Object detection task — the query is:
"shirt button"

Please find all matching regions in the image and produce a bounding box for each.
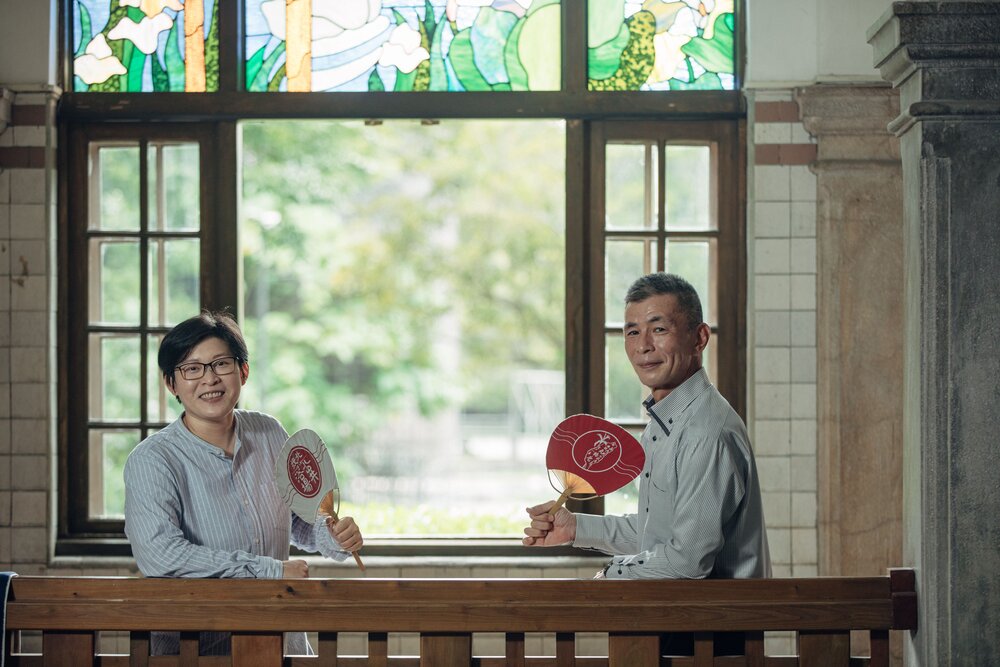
[645,472,649,478]
[652,436,657,441]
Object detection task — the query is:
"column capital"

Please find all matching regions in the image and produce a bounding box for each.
[869,2,1000,135]
[795,83,900,163]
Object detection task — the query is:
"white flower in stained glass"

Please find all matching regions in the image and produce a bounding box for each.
[447,0,494,23]
[378,23,430,74]
[651,31,691,83]
[118,0,184,17]
[313,15,391,58]
[312,50,383,90]
[108,12,174,55]
[314,0,383,30]
[74,33,127,85]
[667,6,702,37]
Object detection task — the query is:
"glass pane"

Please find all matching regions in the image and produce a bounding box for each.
[147,334,181,424]
[151,143,201,231]
[94,145,140,232]
[89,334,142,421]
[665,145,713,230]
[605,333,646,421]
[605,142,656,230]
[89,239,140,325]
[73,0,219,92]
[605,238,657,323]
[587,0,735,90]
[245,0,561,92]
[242,119,565,537]
[149,239,199,327]
[89,429,140,518]
[665,240,712,326]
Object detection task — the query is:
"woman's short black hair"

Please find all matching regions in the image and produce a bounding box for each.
[158,310,249,381]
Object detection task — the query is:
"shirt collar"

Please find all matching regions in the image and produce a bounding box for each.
[642,367,711,433]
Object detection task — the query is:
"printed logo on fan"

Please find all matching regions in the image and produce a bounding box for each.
[287,446,322,498]
[572,431,622,473]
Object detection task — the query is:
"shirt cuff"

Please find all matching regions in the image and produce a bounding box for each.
[256,556,285,579]
[571,513,606,550]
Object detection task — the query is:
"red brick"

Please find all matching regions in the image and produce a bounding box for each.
[0,146,46,168]
[754,144,781,165]
[11,105,46,126]
[754,101,800,123]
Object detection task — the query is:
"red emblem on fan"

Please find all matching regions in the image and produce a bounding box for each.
[546,414,645,508]
[287,446,322,498]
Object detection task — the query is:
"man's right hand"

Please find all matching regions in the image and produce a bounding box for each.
[282,559,309,578]
[522,501,577,547]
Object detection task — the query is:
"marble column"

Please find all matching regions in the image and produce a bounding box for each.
[796,84,903,584]
[870,3,1000,664]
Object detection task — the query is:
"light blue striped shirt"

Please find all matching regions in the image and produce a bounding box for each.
[124,410,349,654]
[574,368,771,580]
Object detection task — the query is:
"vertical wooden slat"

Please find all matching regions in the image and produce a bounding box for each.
[692,632,713,667]
[869,629,889,667]
[232,633,283,666]
[128,631,150,667]
[744,630,765,667]
[555,632,574,667]
[420,633,470,667]
[505,632,526,667]
[609,633,659,666]
[179,631,199,664]
[316,632,338,667]
[42,631,94,667]
[798,630,850,666]
[368,632,388,667]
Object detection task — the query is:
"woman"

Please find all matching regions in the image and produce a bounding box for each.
[124,311,363,656]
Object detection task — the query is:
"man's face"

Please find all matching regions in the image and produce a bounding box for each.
[623,293,710,402]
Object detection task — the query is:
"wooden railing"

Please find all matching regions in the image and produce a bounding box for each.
[4,569,916,666]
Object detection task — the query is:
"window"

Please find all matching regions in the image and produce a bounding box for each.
[58,1,745,555]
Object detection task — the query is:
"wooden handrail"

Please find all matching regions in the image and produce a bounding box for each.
[4,569,917,666]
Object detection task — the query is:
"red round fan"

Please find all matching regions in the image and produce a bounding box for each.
[545,414,645,513]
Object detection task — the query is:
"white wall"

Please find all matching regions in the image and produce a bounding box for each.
[0,0,58,86]
[746,0,893,86]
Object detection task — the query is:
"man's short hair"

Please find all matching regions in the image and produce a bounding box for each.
[624,273,704,329]
[158,310,249,381]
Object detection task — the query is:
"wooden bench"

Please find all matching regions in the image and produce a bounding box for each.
[4,569,916,666]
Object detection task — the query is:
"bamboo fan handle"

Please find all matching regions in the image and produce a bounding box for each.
[547,488,574,516]
[325,511,366,571]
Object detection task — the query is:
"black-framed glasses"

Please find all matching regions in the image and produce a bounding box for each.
[174,356,241,381]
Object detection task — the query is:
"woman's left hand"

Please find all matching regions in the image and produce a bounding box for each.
[327,515,364,552]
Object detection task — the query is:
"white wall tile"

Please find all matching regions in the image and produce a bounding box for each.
[790,274,816,310]
[11,382,47,418]
[11,419,47,455]
[755,310,790,347]
[790,311,816,346]
[755,383,790,419]
[0,418,10,454]
[9,169,46,205]
[790,419,817,455]
[790,455,817,492]
[755,347,791,383]
[0,384,9,419]
[12,526,50,562]
[767,527,791,564]
[10,311,46,346]
[789,165,817,202]
[0,349,8,382]
[11,490,46,526]
[790,383,816,419]
[0,168,10,203]
[790,124,814,144]
[754,165,790,201]
[0,488,9,524]
[791,528,818,563]
[754,122,792,144]
[758,455,791,492]
[10,347,46,383]
[0,204,10,238]
[11,454,47,490]
[11,276,48,311]
[13,126,46,147]
[790,238,816,274]
[754,201,791,238]
[755,238,790,274]
[9,240,47,275]
[754,275,790,310]
[754,419,790,456]
[791,492,817,528]
[790,201,816,237]
[790,347,816,383]
[792,563,818,577]
[762,491,791,527]
[9,203,45,238]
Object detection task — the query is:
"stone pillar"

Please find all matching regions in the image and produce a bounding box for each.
[870,3,1000,664]
[795,84,903,581]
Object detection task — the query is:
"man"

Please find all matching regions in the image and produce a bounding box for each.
[523,273,770,581]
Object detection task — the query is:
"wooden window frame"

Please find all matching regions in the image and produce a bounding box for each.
[56,1,747,557]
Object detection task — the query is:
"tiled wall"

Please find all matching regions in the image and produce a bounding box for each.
[747,89,819,580]
[0,85,59,573]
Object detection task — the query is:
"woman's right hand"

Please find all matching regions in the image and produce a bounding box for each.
[282,559,309,578]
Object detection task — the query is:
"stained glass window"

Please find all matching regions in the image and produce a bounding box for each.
[245,0,562,92]
[72,0,219,92]
[588,0,735,90]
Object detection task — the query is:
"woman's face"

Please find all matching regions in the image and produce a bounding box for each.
[165,336,247,427]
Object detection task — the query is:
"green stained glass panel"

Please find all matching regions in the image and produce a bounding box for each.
[245,0,561,92]
[587,0,736,91]
[73,0,219,92]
